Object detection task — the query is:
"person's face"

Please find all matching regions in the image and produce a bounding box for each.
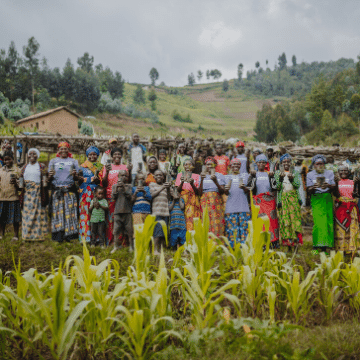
[109,141,117,150]
[215,145,223,155]
[184,160,193,172]
[96,189,104,199]
[4,156,13,167]
[118,170,127,182]
[231,163,241,173]
[237,146,244,154]
[28,151,38,164]
[253,151,260,159]
[266,149,274,159]
[154,170,164,184]
[132,134,139,144]
[59,146,69,158]
[148,158,158,171]
[135,174,145,185]
[282,158,291,171]
[314,162,325,173]
[88,152,98,163]
[206,162,214,172]
[339,169,349,179]
[257,161,267,171]
[159,153,166,161]
[178,144,185,155]
[112,151,122,164]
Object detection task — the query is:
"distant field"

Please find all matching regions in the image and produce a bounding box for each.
[90,81,277,139]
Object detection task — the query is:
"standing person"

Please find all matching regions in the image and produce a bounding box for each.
[334,165,360,254]
[150,170,171,255]
[325,155,338,173]
[100,138,118,165]
[48,142,80,243]
[235,141,249,174]
[274,154,303,251]
[158,149,171,173]
[294,158,307,207]
[128,133,146,181]
[89,187,108,248]
[78,146,104,243]
[169,187,187,249]
[306,154,336,255]
[199,157,226,237]
[132,172,152,227]
[171,143,192,174]
[266,146,277,171]
[0,151,21,241]
[247,154,279,248]
[100,147,128,245]
[224,158,251,247]
[214,143,230,175]
[145,156,159,185]
[176,159,201,231]
[20,148,49,241]
[111,170,133,253]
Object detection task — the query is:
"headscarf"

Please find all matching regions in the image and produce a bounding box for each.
[255,154,268,163]
[28,148,40,158]
[253,148,262,154]
[230,158,241,165]
[280,153,292,163]
[56,142,73,158]
[312,154,326,165]
[236,141,245,148]
[86,146,100,157]
[205,156,217,165]
[109,138,117,144]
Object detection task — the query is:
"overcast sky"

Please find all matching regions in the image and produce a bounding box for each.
[1,0,360,86]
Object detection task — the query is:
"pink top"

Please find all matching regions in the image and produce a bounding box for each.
[338,179,354,199]
[100,164,128,199]
[175,173,200,192]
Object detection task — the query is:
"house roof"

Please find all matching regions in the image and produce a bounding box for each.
[16,106,81,125]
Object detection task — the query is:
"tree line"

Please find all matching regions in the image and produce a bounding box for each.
[188,69,222,86]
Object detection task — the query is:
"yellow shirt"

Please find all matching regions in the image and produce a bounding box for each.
[0,166,21,201]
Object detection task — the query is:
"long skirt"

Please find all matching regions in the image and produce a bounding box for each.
[311,193,334,248]
[0,200,21,225]
[79,187,94,242]
[51,191,78,239]
[253,192,279,247]
[278,190,303,246]
[181,190,202,231]
[225,212,251,247]
[200,191,225,237]
[334,198,360,253]
[22,181,48,241]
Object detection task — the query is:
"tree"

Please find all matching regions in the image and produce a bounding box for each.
[149,67,159,86]
[133,84,146,104]
[222,79,229,92]
[148,89,157,110]
[77,52,94,73]
[206,70,210,80]
[292,55,297,67]
[237,63,243,81]
[62,58,76,100]
[278,52,287,71]
[188,73,195,86]
[266,59,268,65]
[210,69,222,80]
[197,70,203,82]
[108,71,124,99]
[255,61,260,69]
[255,104,278,142]
[23,36,40,107]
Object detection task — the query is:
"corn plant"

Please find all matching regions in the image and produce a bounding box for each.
[341,257,360,313]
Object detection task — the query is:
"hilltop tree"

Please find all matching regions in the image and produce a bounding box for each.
[292,55,297,67]
[149,67,159,86]
[197,70,203,82]
[222,79,229,92]
[278,52,287,70]
[206,70,210,80]
[237,63,243,81]
[133,84,146,104]
[188,73,196,86]
[255,61,260,69]
[210,69,222,80]
[266,59,268,65]
[148,88,157,110]
[77,52,94,73]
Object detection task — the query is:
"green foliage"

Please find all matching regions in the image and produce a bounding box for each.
[197,70,203,82]
[210,69,222,80]
[278,52,287,70]
[149,67,159,86]
[80,121,93,135]
[0,110,4,124]
[148,89,157,110]
[77,52,94,73]
[172,109,192,123]
[133,84,146,104]
[188,73,195,86]
[222,79,229,92]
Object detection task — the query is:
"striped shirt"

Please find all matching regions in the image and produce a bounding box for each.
[150,183,169,216]
[169,199,186,230]
[132,186,152,213]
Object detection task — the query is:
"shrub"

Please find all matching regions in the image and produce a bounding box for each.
[0,91,7,104]
[0,110,4,124]
[9,108,23,121]
[80,122,93,135]
[172,110,193,123]
[0,103,10,118]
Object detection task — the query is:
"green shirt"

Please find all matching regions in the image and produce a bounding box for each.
[90,198,108,223]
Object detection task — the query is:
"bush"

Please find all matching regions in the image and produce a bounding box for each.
[0,110,4,125]
[9,108,23,121]
[0,91,7,104]
[0,103,10,118]
[80,122,93,135]
[172,110,193,123]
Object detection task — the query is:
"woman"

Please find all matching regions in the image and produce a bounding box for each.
[199,157,226,237]
[100,147,128,245]
[247,154,279,248]
[20,148,48,241]
[48,142,80,242]
[274,153,303,250]
[145,156,159,185]
[334,165,360,254]
[306,154,336,254]
[176,158,201,231]
[0,150,21,241]
[78,146,104,243]
[224,158,251,246]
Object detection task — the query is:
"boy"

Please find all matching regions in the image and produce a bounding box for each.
[132,172,152,226]
[158,149,171,173]
[89,187,108,248]
[169,187,186,249]
[128,133,146,181]
[214,143,230,175]
[111,170,133,253]
[149,169,171,255]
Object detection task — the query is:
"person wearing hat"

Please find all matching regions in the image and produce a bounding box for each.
[101,138,118,165]
[235,141,249,174]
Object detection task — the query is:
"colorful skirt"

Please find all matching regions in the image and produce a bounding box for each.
[278,190,303,246]
[181,190,202,231]
[225,212,251,247]
[311,193,334,248]
[0,200,21,225]
[200,191,225,237]
[79,187,94,242]
[22,181,48,241]
[253,192,279,245]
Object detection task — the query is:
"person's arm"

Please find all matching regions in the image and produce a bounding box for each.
[169,200,175,212]
[177,174,185,193]
[111,184,119,201]
[150,184,165,199]
[99,200,108,211]
[289,171,300,189]
[102,165,110,188]
[179,198,185,211]
[189,176,199,195]
[89,200,94,214]
[211,175,224,195]
[199,173,205,196]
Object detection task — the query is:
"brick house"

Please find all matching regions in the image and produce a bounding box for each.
[16,106,80,135]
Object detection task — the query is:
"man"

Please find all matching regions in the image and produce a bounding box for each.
[235,141,249,174]
[128,133,146,180]
[101,138,118,165]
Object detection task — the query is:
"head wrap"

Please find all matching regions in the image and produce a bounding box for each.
[253,148,262,154]
[280,153,292,163]
[312,154,326,165]
[205,156,217,165]
[266,146,273,151]
[255,154,268,163]
[58,141,70,149]
[86,146,100,157]
[147,155,158,164]
[235,141,245,148]
[109,138,117,144]
[230,158,241,165]
[28,148,40,158]
[111,147,123,157]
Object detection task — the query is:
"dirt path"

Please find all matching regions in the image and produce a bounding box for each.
[187,91,224,103]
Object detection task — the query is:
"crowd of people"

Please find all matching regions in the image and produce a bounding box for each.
[0,134,359,256]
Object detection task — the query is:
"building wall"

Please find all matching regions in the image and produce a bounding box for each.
[17,109,79,135]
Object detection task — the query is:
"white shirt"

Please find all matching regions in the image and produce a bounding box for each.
[24,163,41,184]
[283,171,294,193]
[131,146,145,174]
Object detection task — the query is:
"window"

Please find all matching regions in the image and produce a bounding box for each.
[36,122,39,129]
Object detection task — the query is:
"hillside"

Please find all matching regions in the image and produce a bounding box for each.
[90,81,275,139]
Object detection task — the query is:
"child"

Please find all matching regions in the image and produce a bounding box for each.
[111,170,133,253]
[128,133,146,181]
[89,187,108,248]
[149,169,171,255]
[169,187,186,249]
[132,172,152,226]
[158,149,171,173]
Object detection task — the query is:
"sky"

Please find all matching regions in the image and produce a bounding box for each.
[1,0,360,86]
